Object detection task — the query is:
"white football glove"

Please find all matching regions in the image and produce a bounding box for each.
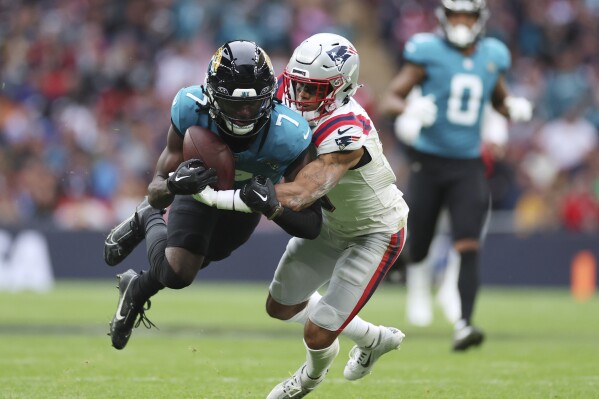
[394,95,437,145]
[406,94,438,127]
[481,105,508,147]
[505,96,533,123]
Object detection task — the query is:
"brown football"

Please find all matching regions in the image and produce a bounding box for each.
[183,126,235,190]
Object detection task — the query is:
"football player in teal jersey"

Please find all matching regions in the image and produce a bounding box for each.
[381,0,532,351]
[102,40,322,350]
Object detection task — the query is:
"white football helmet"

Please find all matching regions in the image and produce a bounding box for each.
[282,33,361,125]
[436,0,489,48]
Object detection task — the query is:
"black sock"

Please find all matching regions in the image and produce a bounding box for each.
[458,250,479,325]
[132,213,167,302]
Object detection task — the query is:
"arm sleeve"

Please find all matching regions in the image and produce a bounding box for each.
[272,200,322,239]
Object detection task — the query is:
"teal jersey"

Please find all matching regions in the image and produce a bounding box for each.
[404,33,510,158]
[170,85,312,188]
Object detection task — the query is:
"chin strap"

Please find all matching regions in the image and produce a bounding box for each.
[192,186,252,213]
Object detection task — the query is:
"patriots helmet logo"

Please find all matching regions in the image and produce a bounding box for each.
[326,46,357,72]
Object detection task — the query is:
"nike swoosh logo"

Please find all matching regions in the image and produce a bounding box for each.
[253,190,268,201]
[115,305,126,321]
[104,221,133,245]
[115,277,136,321]
[361,353,372,367]
[186,92,207,105]
[174,175,190,181]
[338,127,351,135]
[303,129,310,140]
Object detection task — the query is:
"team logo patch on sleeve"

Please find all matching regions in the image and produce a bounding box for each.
[335,135,360,150]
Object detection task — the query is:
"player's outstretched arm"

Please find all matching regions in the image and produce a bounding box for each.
[192,176,322,239]
[275,149,363,212]
[241,176,322,239]
[191,149,322,238]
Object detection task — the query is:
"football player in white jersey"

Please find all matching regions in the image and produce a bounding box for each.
[195,33,409,398]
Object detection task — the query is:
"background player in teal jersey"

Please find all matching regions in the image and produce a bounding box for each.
[381,0,532,351]
[102,40,321,351]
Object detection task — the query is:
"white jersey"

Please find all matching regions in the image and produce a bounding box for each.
[312,98,409,238]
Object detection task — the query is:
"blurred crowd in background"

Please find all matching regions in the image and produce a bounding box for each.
[1,0,598,234]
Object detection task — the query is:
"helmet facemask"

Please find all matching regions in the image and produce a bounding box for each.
[436,0,489,48]
[282,72,344,125]
[208,87,273,136]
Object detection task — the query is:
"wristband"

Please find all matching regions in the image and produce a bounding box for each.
[267,203,284,220]
[230,190,252,213]
[192,187,252,213]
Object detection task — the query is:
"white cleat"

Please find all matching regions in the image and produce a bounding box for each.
[343,326,405,381]
[266,364,325,399]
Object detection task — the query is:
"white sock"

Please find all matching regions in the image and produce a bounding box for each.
[304,338,340,383]
[405,257,434,326]
[455,319,468,331]
[436,248,461,324]
[341,317,380,348]
[286,292,321,324]
[292,293,381,348]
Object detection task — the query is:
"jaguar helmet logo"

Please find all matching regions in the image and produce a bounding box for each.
[210,48,223,73]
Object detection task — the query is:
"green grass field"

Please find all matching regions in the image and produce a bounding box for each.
[0,281,597,399]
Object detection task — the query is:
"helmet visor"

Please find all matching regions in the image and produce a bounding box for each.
[215,92,271,126]
[218,97,268,123]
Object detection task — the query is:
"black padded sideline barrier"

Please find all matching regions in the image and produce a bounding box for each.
[0,228,597,286]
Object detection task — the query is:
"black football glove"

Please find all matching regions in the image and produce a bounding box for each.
[240,175,283,220]
[167,159,218,195]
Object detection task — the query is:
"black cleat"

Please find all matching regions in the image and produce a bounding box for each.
[104,197,163,266]
[108,269,156,350]
[453,325,485,352]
